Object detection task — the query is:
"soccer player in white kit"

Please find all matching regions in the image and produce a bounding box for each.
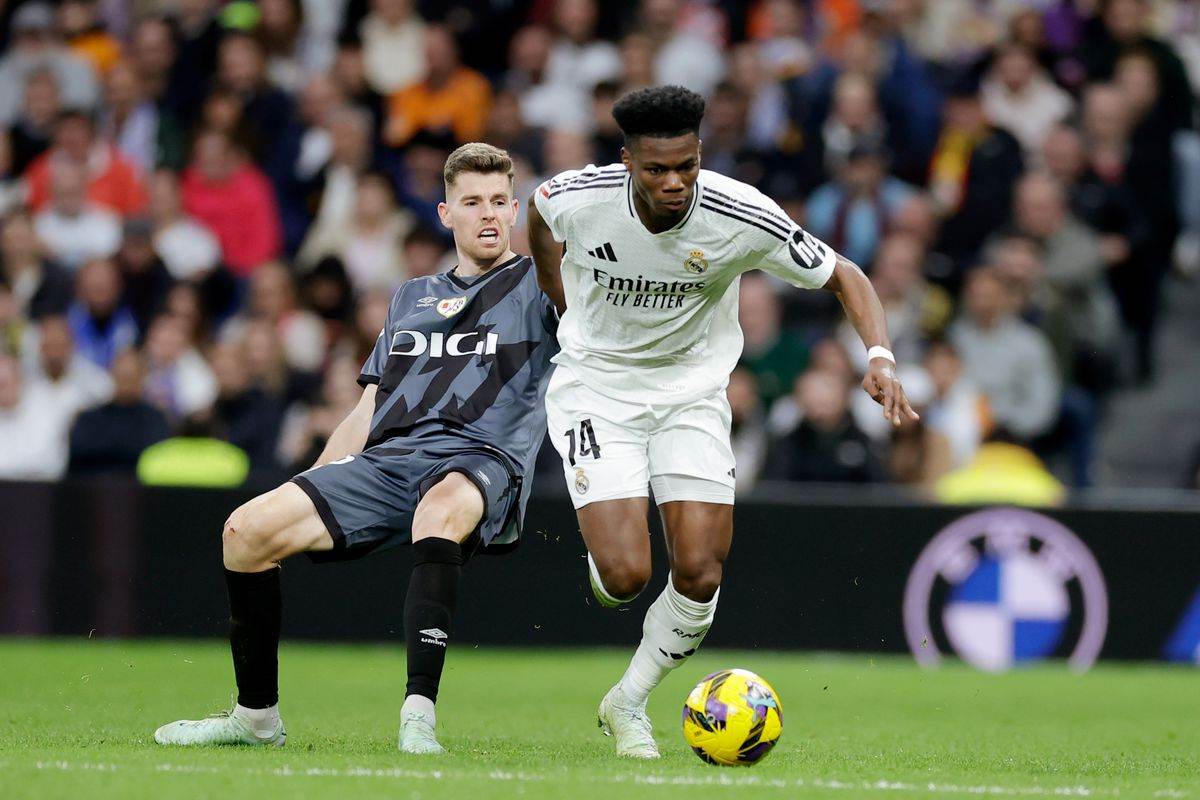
[527,86,918,759]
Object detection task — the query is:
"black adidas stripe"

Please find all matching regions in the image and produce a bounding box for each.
[703,186,793,230]
[548,179,625,198]
[700,202,787,241]
[700,193,791,237]
[548,167,626,193]
[603,242,616,261]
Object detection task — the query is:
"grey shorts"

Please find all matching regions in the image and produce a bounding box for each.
[290,440,520,563]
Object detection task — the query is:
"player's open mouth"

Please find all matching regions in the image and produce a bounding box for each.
[478,227,499,244]
[662,198,686,210]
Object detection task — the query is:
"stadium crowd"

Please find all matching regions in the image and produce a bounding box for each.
[0,0,1197,499]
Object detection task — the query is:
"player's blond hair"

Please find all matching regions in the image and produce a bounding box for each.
[443,142,514,191]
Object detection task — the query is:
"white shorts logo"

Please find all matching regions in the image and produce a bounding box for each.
[574,468,589,495]
[436,296,467,317]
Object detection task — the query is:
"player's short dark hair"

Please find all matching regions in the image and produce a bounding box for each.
[443,142,514,191]
[611,85,705,143]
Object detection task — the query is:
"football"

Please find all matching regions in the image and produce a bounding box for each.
[682,668,783,766]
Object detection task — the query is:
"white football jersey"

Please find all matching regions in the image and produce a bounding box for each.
[533,164,838,404]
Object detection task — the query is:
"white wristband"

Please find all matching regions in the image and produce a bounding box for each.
[867,346,895,364]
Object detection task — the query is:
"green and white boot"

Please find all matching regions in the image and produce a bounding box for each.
[154,705,286,747]
[597,684,660,759]
[398,695,446,754]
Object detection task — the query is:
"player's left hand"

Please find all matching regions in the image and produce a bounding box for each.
[863,358,920,427]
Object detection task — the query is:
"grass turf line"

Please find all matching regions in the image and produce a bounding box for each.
[0,639,1195,799]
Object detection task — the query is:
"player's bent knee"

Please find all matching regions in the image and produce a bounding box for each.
[596,555,652,600]
[222,498,296,569]
[671,557,723,603]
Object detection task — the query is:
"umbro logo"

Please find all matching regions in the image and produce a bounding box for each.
[419,628,448,647]
[474,469,492,486]
[587,242,618,262]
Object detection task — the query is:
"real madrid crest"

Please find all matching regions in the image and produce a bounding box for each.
[684,249,708,274]
[436,296,467,318]
[573,467,590,495]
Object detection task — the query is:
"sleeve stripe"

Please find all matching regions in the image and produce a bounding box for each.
[548,179,626,198]
[699,202,787,241]
[699,193,791,237]
[547,166,626,191]
[703,187,793,230]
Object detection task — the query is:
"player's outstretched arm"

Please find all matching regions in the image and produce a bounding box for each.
[823,256,919,427]
[526,195,567,313]
[311,384,377,468]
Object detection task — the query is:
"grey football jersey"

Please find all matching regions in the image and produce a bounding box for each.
[359,255,559,509]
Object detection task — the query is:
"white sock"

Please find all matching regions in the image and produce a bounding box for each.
[234,703,280,735]
[616,577,719,708]
[401,693,436,727]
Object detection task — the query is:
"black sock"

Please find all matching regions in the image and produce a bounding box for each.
[404,538,463,703]
[225,567,281,709]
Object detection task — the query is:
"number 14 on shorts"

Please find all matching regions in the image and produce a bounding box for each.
[564,419,602,466]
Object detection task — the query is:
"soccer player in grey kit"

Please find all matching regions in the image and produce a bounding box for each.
[155,144,559,754]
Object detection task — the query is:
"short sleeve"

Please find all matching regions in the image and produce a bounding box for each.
[533,164,623,243]
[746,193,838,290]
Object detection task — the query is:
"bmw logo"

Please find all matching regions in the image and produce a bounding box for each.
[903,508,1108,672]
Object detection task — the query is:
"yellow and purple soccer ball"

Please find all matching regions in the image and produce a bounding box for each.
[682,668,783,766]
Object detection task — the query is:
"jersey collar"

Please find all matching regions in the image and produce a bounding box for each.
[625,172,701,236]
[446,253,525,290]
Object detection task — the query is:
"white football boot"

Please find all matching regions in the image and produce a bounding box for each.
[398,709,447,754]
[154,708,286,747]
[597,684,660,759]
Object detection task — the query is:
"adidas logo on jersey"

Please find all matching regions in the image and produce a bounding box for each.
[587,242,618,262]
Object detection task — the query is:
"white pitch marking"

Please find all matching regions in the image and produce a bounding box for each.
[21,760,1191,798]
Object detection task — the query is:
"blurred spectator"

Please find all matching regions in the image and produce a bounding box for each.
[129,17,190,123]
[762,367,883,484]
[726,42,790,154]
[402,225,451,279]
[930,75,1024,274]
[234,261,327,373]
[330,37,386,139]
[1082,81,1175,382]
[726,366,768,492]
[24,314,113,417]
[242,316,320,409]
[981,42,1074,159]
[547,0,622,91]
[34,160,122,271]
[359,0,427,94]
[385,25,492,148]
[396,130,455,234]
[25,110,148,216]
[254,0,317,93]
[299,172,411,291]
[9,68,60,174]
[59,0,122,77]
[296,104,376,235]
[949,267,1060,442]
[805,141,917,269]
[921,337,989,468]
[68,348,170,475]
[0,1,99,127]
[699,81,765,186]
[278,350,361,469]
[936,431,1065,507]
[142,313,218,421]
[999,173,1120,390]
[67,258,138,368]
[636,0,726,96]
[485,89,547,171]
[209,338,284,468]
[1,211,73,321]
[738,272,808,407]
[115,218,175,332]
[273,73,347,251]
[215,32,296,165]
[1080,0,1194,135]
[837,232,952,371]
[0,284,23,356]
[181,129,283,277]
[744,0,813,80]
[0,353,69,479]
[886,368,953,490]
[808,72,889,189]
[101,58,185,176]
[506,25,590,134]
[149,169,223,282]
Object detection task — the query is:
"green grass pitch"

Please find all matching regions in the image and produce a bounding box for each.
[0,639,1196,799]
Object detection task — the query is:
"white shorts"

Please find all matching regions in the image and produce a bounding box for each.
[545,366,736,509]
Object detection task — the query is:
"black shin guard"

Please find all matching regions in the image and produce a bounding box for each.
[225,567,281,709]
[404,538,463,702]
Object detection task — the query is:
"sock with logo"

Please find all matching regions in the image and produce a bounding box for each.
[225,567,282,710]
[404,537,463,704]
[616,577,719,708]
